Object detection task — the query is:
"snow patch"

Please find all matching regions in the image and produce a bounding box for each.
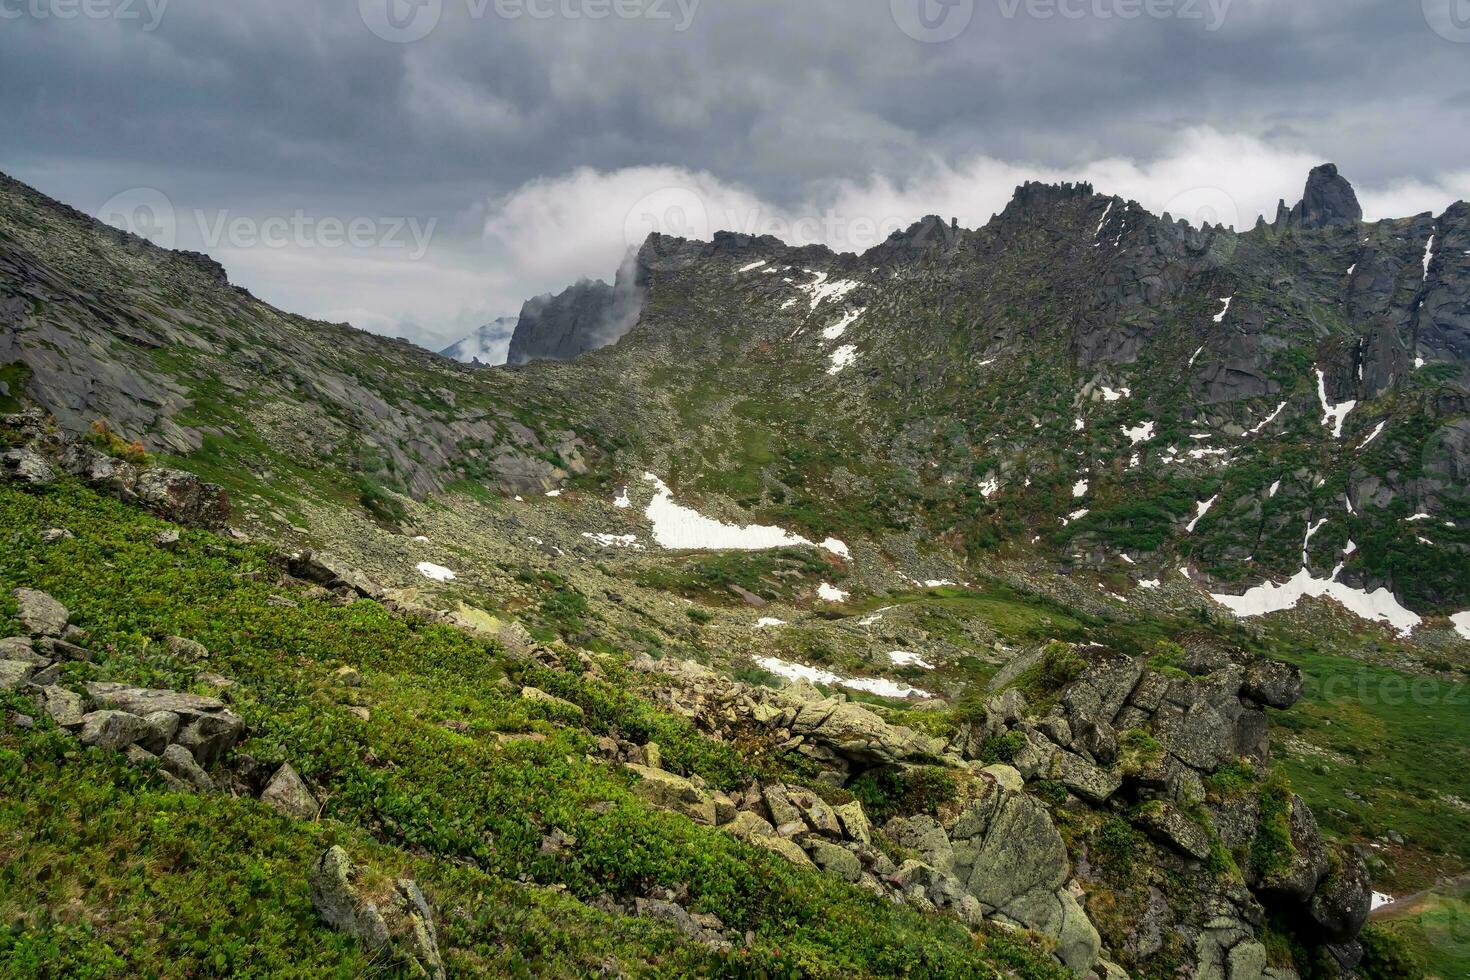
[1450,612,1470,640]
[1269,480,1281,498]
[1139,579,1162,590]
[1371,892,1394,912]
[545,489,563,498]
[888,651,935,669]
[1213,296,1233,323]
[754,655,929,699]
[613,487,631,509]
[641,472,848,557]
[1315,369,1357,438]
[1358,420,1386,449]
[1186,495,1218,533]
[1073,479,1090,498]
[798,270,862,310]
[1423,234,1436,280]
[820,537,851,559]
[827,345,859,375]
[755,617,786,629]
[1099,385,1131,402]
[1210,568,1421,636]
[822,308,865,340]
[817,582,850,602]
[1246,402,1287,436]
[979,476,1001,498]
[416,562,456,582]
[1189,345,1205,367]
[737,260,768,273]
[1122,420,1156,445]
[582,532,644,550]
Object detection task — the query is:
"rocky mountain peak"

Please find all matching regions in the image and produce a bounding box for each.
[1289,162,1363,229]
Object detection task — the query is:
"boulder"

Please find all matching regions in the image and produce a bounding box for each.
[1307,850,1372,942]
[0,660,35,690]
[834,800,873,845]
[78,710,151,752]
[520,686,583,718]
[980,763,1025,793]
[807,839,862,882]
[164,635,209,661]
[309,847,445,980]
[34,685,86,728]
[1058,752,1122,804]
[1243,659,1302,709]
[624,763,716,825]
[0,637,43,663]
[633,898,731,948]
[12,588,68,637]
[261,763,320,820]
[750,834,814,868]
[138,710,181,754]
[175,713,247,768]
[159,743,214,791]
[781,693,949,766]
[1257,794,1330,902]
[1,447,54,485]
[290,551,379,598]
[128,466,231,529]
[947,781,1099,972]
[724,810,775,840]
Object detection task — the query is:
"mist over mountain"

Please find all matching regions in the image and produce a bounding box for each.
[439,316,520,366]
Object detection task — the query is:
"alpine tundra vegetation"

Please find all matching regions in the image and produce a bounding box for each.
[2,152,1468,977]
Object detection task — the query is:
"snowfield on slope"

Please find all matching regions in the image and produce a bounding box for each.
[1210,568,1421,636]
[641,473,849,556]
[755,655,930,699]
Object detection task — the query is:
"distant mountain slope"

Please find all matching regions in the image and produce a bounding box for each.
[0,173,596,518]
[439,315,519,365]
[2,165,1468,618]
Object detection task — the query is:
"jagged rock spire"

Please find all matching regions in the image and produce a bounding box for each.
[1288,163,1363,229]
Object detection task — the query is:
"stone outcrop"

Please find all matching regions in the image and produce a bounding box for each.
[309,846,445,979]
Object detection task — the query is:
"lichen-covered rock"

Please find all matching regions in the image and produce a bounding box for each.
[85,682,244,766]
[261,763,319,820]
[1307,850,1372,942]
[624,763,715,825]
[159,743,214,791]
[12,588,68,637]
[0,660,35,690]
[1135,802,1213,861]
[308,846,445,980]
[78,710,151,752]
[806,839,862,882]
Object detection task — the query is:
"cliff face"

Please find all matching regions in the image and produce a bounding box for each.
[507,254,645,365]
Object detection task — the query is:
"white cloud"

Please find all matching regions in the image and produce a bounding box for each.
[223,129,1470,352]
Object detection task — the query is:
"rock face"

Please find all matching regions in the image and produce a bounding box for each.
[309,846,445,980]
[507,257,644,365]
[1289,164,1364,229]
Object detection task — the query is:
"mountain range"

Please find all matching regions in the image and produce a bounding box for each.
[2,162,1468,977]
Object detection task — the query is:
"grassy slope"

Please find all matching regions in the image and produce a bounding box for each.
[0,480,1065,979]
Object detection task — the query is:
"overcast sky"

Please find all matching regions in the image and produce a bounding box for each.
[4,0,1470,351]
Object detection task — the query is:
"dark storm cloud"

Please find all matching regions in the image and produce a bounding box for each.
[1,0,1466,347]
